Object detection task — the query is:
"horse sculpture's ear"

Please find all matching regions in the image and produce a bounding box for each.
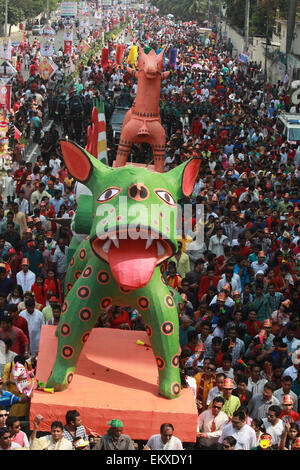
[167,157,201,199]
[60,140,93,184]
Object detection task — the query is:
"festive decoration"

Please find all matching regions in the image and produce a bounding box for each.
[115,46,170,173]
[126,45,138,67]
[85,98,108,164]
[45,139,201,399]
[13,362,35,397]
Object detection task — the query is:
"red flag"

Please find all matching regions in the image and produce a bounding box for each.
[14,126,22,140]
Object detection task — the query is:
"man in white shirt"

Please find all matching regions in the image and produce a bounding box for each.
[144,423,183,450]
[218,409,256,450]
[208,227,229,257]
[197,396,229,449]
[16,258,36,293]
[262,405,284,449]
[217,268,241,293]
[206,373,225,406]
[247,363,267,396]
[19,297,45,356]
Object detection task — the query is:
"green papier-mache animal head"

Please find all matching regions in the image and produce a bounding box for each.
[60,140,201,290]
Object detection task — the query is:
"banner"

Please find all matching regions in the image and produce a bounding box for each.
[0,38,12,61]
[77,40,90,54]
[0,84,11,111]
[64,40,73,56]
[41,25,56,36]
[61,1,77,17]
[40,39,55,57]
[37,58,58,81]
[64,25,73,41]
[79,18,90,38]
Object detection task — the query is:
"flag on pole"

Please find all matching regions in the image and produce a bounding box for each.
[85,98,108,164]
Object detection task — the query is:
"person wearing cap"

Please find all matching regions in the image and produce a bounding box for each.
[30,416,72,450]
[218,409,256,450]
[93,419,135,450]
[144,423,183,450]
[16,258,36,294]
[219,377,241,418]
[196,396,229,449]
[261,405,285,449]
[279,394,300,423]
[23,240,44,277]
[273,375,298,412]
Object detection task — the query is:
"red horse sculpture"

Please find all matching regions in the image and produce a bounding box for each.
[115,46,169,173]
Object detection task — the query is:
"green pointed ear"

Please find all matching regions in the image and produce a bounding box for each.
[167,158,201,199]
[60,140,111,191]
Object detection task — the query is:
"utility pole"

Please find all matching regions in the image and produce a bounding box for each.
[4,0,8,37]
[244,0,250,51]
[265,5,269,81]
[286,0,297,73]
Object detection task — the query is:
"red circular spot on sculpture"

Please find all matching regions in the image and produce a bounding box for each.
[74,270,81,280]
[61,345,74,359]
[171,382,181,395]
[116,215,123,223]
[97,271,110,285]
[171,354,180,368]
[81,332,90,344]
[165,295,175,308]
[161,321,174,335]
[177,302,184,313]
[79,308,92,322]
[137,296,150,310]
[70,256,75,267]
[145,324,152,338]
[61,323,71,337]
[79,248,87,261]
[77,286,90,299]
[156,356,165,370]
[67,282,73,292]
[100,297,112,310]
[82,266,93,279]
[61,301,69,314]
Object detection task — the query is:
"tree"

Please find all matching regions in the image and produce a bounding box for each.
[223,0,290,36]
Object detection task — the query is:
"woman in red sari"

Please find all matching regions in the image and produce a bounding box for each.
[44,268,62,304]
[31,274,47,309]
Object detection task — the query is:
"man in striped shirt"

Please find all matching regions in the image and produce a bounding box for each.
[63,409,89,449]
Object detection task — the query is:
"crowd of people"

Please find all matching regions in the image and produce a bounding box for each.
[0,5,300,451]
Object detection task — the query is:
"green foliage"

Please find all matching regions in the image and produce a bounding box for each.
[223,0,290,37]
[152,0,220,22]
[0,0,60,26]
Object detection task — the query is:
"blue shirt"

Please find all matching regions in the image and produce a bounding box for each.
[0,391,20,409]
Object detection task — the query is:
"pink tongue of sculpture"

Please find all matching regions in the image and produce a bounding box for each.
[108,238,158,289]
